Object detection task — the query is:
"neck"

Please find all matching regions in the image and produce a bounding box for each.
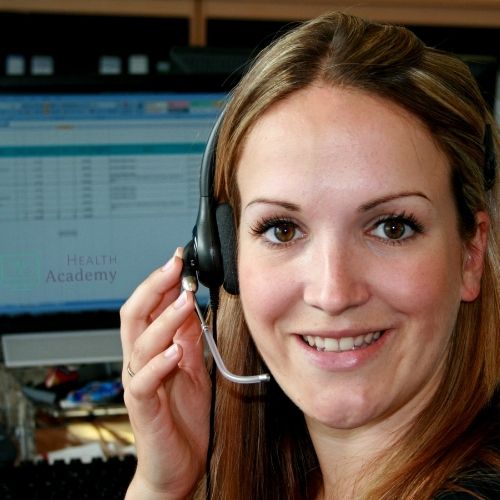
[308,422,390,499]
[307,388,440,499]
[306,361,446,499]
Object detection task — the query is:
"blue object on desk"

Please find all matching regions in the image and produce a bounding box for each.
[63,380,123,406]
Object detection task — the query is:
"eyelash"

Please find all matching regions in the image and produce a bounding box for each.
[369,211,424,245]
[249,211,425,248]
[250,216,304,247]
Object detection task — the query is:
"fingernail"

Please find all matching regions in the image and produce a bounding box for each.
[173,291,187,309]
[161,247,184,271]
[164,343,179,360]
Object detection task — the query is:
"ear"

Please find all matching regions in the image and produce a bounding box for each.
[460,211,490,302]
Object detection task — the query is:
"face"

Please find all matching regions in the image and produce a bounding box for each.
[236,84,476,432]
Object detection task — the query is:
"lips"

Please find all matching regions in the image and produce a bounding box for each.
[302,331,384,352]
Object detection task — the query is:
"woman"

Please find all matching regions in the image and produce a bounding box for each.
[120,12,499,499]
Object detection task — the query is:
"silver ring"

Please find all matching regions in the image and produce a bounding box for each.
[127,362,135,378]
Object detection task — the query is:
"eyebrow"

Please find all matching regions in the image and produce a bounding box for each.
[359,191,431,212]
[245,191,431,213]
[244,198,301,211]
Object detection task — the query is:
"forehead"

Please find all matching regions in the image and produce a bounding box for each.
[236,85,449,205]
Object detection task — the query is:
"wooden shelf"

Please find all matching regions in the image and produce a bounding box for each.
[0,1,195,17]
[197,1,500,45]
[0,0,499,45]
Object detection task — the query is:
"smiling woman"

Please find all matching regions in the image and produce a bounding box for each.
[237,86,470,434]
[120,11,499,500]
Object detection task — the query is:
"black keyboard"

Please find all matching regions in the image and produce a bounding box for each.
[0,454,136,499]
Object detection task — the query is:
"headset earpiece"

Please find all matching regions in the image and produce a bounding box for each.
[192,194,225,290]
[185,109,239,295]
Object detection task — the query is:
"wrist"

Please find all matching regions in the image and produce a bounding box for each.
[125,474,192,500]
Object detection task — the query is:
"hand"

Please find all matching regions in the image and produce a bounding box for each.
[120,248,211,500]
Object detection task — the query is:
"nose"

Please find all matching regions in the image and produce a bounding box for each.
[302,239,371,314]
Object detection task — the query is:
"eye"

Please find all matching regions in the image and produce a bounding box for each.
[369,213,423,242]
[264,221,301,243]
[250,217,305,246]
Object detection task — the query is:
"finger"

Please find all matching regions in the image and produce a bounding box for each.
[121,250,182,327]
[149,288,181,322]
[123,344,186,442]
[123,344,183,396]
[174,310,206,375]
[120,249,183,360]
[126,291,199,380]
[148,248,187,322]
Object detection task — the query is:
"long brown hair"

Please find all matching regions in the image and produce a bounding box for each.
[204,12,500,499]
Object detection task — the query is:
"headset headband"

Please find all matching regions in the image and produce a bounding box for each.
[484,124,496,191]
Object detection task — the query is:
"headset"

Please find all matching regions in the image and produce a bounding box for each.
[484,124,497,191]
[182,110,270,385]
[183,110,239,295]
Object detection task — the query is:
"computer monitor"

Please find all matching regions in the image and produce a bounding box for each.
[0,77,228,366]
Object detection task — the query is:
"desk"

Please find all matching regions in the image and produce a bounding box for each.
[35,414,134,460]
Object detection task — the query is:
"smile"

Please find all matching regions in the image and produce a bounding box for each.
[302,331,384,352]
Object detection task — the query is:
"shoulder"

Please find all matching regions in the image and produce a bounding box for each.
[435,438,500,500]
[434,466,500,499]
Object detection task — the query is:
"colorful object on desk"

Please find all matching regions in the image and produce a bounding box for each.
[61,380,123,408]
[44,366,79,388]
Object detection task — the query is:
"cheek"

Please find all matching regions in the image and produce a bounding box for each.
[238,258,292,328]
[379,247,463,330]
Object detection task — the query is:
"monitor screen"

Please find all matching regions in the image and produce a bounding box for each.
[0,85,226,363]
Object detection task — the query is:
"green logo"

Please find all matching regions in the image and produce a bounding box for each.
[0,253,42,291]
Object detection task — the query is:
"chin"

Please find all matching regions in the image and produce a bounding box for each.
[291,384,382,430]
[308,404,378,430]
[315,411,377,430]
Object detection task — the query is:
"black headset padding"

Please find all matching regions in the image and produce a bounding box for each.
[192,109,238,294]
[216,203,239,294]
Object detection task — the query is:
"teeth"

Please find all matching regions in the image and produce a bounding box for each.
[354,335,364,347]
[324,338,339,352]
[303,331,383,352]
[339,336,354,351]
